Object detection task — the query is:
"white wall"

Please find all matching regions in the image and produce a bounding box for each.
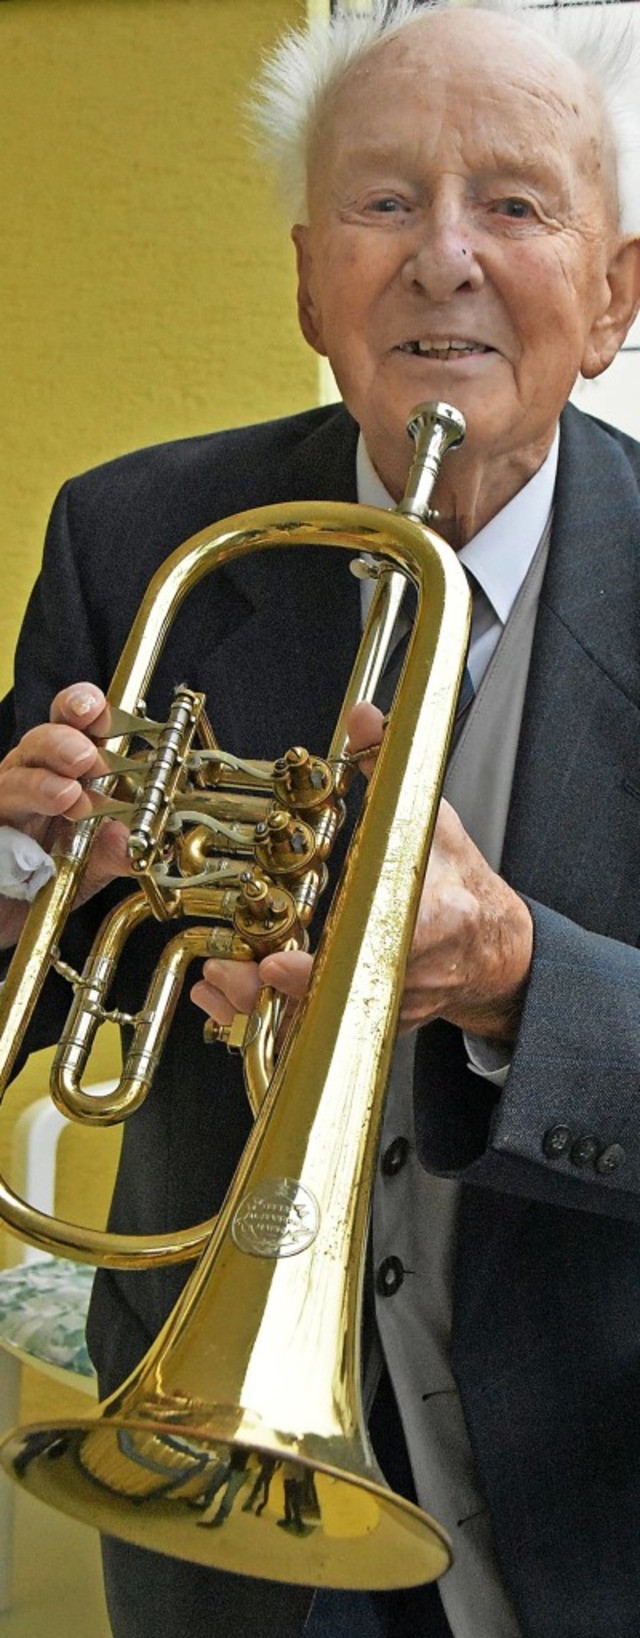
[565,0,640,437]
[573,314,640,440]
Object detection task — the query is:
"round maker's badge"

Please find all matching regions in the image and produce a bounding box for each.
[231,1179,320,1258]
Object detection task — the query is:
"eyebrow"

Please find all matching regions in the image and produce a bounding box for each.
[335,142,572,203]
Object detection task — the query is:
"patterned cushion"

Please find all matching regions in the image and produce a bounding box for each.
[0,1257,95,1378]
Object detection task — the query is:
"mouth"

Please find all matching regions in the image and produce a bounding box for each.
[397,339,494,361]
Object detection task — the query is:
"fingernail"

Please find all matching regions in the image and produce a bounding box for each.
[42,774,77,801]
[60,733,94,767]
[202,960,221,982]
[67,690,96,717]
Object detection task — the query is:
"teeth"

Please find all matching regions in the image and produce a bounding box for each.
[402,340,490,358]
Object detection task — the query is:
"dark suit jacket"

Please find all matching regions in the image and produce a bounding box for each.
[3,400,640,1636]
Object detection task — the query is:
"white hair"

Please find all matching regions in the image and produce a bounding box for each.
[250,0,640,234]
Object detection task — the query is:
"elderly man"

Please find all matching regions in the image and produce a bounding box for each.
[0,2,639,1635]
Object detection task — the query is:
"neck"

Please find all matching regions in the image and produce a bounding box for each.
[380,436,558,550]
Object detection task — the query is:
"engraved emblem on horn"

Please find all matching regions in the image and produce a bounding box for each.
[231,1179,320,1258]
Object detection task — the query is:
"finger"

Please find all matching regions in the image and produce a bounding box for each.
[398,981,452,1034]
[0,762,97,826]
[191,979,239,1026]
[198,958,262,1017]
[50,683,110,735]
[80,822,134,894]
[347,701,385,753]
[258,949,313,999]
[6,720,104,776]
[0,713,113,826]
[346,701,386,779]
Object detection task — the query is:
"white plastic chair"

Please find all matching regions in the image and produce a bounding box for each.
[0,1086,116,1613]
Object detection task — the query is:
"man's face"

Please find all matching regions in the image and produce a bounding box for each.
[294,11,633,499]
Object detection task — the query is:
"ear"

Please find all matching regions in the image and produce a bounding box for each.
[581,235,640,379]
[291,224,327,357]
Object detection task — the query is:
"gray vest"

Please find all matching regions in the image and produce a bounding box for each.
[371,518,552,1638]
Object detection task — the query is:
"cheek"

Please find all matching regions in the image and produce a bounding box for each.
[505,249,587,369]
[316,273,378,363]
[322,233,400,316]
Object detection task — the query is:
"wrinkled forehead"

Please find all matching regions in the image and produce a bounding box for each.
[309,10,615,214]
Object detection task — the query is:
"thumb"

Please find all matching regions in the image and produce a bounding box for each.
[346,701,386,780]
[80,821,134,898]
[259,948,313,999]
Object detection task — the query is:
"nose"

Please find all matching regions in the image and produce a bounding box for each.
[400,205,483,302]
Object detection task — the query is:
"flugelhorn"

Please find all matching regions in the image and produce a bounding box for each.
[0,402,470,1589]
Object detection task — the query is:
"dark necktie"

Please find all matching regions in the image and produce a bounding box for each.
[450,658,475,751]
[374,602,475,751]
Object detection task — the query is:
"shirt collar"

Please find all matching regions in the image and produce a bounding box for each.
[356,429,559,625]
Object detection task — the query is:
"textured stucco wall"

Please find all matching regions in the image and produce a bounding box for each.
[0,0,313,694]
[0,0,312,1253]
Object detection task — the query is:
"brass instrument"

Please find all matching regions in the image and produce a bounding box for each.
[0,402,470,1589]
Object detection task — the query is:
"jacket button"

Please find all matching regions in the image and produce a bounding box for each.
[375,1255,405,1297]
[595,1143,625,1175]
[570,1134,600,1168]
[381,1136,411,1176]
[542,1124,572,1159]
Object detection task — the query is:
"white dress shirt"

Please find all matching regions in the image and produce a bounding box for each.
[356,429,558,687]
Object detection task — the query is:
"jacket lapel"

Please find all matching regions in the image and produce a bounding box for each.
[502,404,640,945]
[152,405,363,763]
[208,404,361,760]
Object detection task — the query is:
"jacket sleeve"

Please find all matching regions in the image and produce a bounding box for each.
[414,896,640,1222]
[0,478,126,1058]
[8,480,107,742]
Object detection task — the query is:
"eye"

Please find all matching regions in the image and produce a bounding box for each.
[493,196,535,220]
[366,195,408,215]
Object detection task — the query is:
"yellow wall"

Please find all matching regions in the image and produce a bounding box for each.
[0,0,314,693]
[0,0,314,1255]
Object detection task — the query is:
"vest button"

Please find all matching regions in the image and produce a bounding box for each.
[381,1136,411,1176]
[375,1255,405,1298]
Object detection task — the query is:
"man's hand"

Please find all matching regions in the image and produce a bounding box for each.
[0,682,132,948]
[191,702,533,1048]
[399,794,532,1042]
